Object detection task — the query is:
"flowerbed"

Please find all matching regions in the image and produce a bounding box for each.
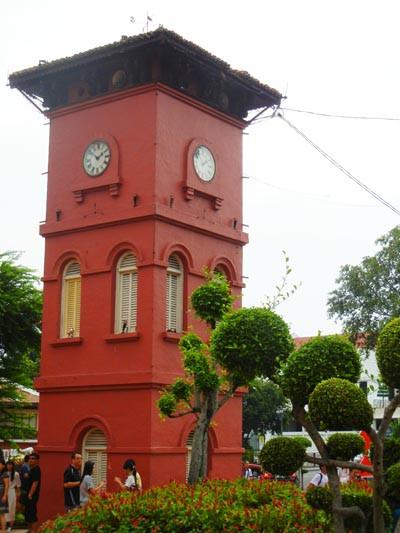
[40,479,332,532]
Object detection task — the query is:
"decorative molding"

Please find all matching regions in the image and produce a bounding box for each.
[105,332,141,343]
[50,337,83,347]
[162,331,181,343]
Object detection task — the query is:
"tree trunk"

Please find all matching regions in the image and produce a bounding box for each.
[187,390,217,484]
[370,431,386,533]
[326,465,346,533]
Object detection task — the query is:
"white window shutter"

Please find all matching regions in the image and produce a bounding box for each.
[83,429,107,486]
[115,253,138,333]
[61,262,81,338]
[166,254,183,333]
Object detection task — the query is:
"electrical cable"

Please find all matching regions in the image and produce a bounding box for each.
[276,111,400,217]
[280,106,400,121]
[248,176,376,208]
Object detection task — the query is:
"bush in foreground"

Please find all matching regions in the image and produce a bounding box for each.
[306,481,392,533]
[39,479,331,532]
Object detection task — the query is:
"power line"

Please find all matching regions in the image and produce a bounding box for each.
[248,176,376,208]
[281,106,400,121]
[276,111,400,217]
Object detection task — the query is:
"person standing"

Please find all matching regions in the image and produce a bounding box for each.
[0,460,9,533]
[308,465,329,488]
[24,453,41,533]
[20,455,30,494]
[5,460,20,532]
[114,459,142,492]
[80,461,105,506]
[63,452,82,511]
[243,461,253,479]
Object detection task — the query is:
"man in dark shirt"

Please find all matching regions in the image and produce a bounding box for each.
[25,453,41,533]
[63,452,82,511]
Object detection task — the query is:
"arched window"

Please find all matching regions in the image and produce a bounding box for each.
[82,428,107,486]
[166,254,183,333]
[115,252,138,333]
[61,261,81,338]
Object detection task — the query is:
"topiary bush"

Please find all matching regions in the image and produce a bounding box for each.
[370,437,400,470]
[280,335,361,406]
[306,485,333,511]
[309,378,373,431]
[376,317,400,389]
[342,483,392,533]
[306,481,392,533]
[292,436,312,450]
[211,307,294,385]
[385,462,400,505]
[326,433,365,461]
[190,271,234,327]
[260,436,305,477]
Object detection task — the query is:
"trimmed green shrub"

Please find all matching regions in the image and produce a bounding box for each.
[306,485,333,511]
[39,479,332,532]
[306,482,392,533]
[190,271,234,327]
[280,336,361,406]
[326,433,365,461]
[260,436,305,477]
[292,436,312,450]
[309,378,373,431]
[371,437,400,469]
[376,317,400,389]
[386,462,400,504]
[211,307,293,385]
[342,483,392,533]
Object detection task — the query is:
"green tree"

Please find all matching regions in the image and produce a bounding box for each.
[327,226,400,349]
[157,272,293,484]
[278,326,400,533]
[242,378,288,445]
[0,251,42,441]
[280,336,371,533]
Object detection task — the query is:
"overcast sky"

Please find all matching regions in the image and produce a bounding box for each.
[1,0,399,337]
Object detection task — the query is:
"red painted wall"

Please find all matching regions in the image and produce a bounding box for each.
[36,84,247,521]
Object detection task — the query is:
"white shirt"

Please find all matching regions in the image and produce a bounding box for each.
[309,471,328,487]
[124,472,142,491]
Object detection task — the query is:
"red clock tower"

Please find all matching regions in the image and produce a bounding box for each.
[10,29,281,520]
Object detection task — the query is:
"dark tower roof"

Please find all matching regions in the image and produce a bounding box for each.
[9,27,281,119]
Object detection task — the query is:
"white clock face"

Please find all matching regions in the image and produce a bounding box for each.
[193,145,215,182]
[83,140,111,177]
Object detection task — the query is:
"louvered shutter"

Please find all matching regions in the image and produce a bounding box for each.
[115,253,137,333]
[166,255,183,333]
[83,429,107,486]
[61,262,81,337]
[185,431,194,482]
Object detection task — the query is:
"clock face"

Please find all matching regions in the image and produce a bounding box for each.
[193,145,216,182]
[83,140,111,177]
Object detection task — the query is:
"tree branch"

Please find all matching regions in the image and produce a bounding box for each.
[168,409,199,419]
[304,454,373,473]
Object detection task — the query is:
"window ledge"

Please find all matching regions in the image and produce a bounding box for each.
[105,332,140,343]
[162,331,182,343]
[50,337,83,347]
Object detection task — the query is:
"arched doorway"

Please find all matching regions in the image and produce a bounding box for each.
[82,428,107,485]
